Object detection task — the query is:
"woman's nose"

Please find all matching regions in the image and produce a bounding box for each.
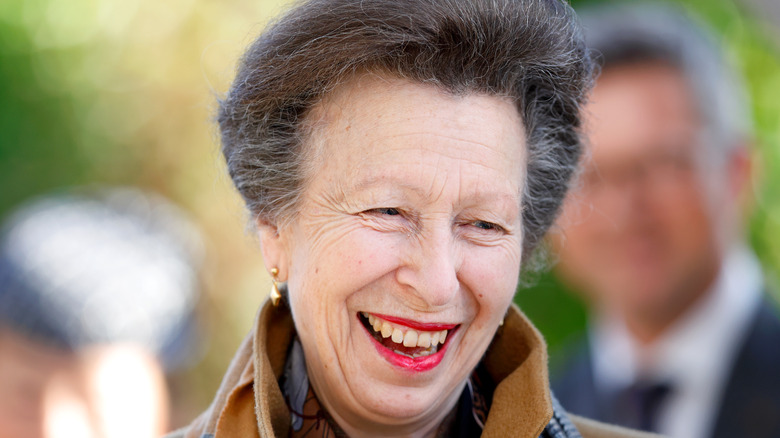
[396,227,461,308]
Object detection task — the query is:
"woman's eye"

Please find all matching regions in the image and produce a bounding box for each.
[372,207,400,216]
[472,220,503,232]
[358,208,409,232]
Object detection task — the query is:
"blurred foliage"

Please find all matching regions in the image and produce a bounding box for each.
[1,0,779,427]
[0,0,292,426]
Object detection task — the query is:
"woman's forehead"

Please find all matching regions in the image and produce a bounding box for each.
[300,74,527,206]
[311,73,513,121]
[307,74,524,159]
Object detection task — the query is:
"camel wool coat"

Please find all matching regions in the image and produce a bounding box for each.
[167,300,657,438]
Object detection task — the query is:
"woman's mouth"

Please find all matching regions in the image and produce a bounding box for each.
[358,312,458,371]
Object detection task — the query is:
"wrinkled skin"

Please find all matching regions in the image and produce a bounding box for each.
[258,75,527,437]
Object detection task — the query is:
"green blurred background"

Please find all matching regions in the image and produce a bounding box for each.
[1,0,779,427]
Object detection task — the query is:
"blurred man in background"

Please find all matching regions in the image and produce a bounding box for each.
[552,4,780,438]
[0,188,203,438]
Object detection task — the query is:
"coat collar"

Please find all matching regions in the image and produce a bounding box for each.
[183,300,554,437]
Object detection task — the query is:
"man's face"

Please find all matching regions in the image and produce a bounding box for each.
[555,62,729,332]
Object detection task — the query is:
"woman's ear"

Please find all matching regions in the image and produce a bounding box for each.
[256,217,290,281]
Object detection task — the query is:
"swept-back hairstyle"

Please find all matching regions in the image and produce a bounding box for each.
[219,0,594,261]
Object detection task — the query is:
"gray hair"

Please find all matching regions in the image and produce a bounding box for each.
[579,2,752,160]
[219,0,594,261]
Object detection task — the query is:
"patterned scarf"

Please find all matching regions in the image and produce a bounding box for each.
[280,337,581,438]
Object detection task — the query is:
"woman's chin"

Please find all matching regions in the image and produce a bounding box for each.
[346,378,460,425]
[336,322,467,423]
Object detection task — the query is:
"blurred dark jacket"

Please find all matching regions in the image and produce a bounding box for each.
[553,298,780,438]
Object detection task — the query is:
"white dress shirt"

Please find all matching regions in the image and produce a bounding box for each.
[589,245,763,438]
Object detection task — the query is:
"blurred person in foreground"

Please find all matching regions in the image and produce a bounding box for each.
[168,0,652,437]
[552,3,780,438]
[0,188,203,438]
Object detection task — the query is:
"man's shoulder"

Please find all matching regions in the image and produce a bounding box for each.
[162,428,206,438]
[162,430,185,438]
[729,296,780,375]
[570,414,663,438]
[712,296,780,437]
[549,335,597,417]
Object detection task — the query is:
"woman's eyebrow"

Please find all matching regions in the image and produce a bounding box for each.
[349,174,520,210]
[349,174,426,195]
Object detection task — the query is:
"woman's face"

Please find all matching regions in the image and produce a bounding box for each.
[261,75,526,434]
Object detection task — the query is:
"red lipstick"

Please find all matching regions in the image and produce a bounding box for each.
[367,328,451,372]
[371,313,458,331]
[359,313,459,372]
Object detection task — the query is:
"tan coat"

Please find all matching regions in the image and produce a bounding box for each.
[168,301,658,438]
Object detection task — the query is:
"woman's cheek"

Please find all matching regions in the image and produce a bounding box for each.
[468,246,521,307]
[334,228,405,277]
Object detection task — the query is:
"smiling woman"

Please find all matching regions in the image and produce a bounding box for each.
[166,0,647,437]
[270,77,526,431]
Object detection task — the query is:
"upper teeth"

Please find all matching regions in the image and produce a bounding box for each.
[363,312,449,348]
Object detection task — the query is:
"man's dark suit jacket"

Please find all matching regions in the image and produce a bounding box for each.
[552,299,780,438]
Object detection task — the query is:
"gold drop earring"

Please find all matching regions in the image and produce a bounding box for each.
[270,267,282,306]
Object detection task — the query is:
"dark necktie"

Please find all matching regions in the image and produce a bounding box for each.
[606,380,674,433]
